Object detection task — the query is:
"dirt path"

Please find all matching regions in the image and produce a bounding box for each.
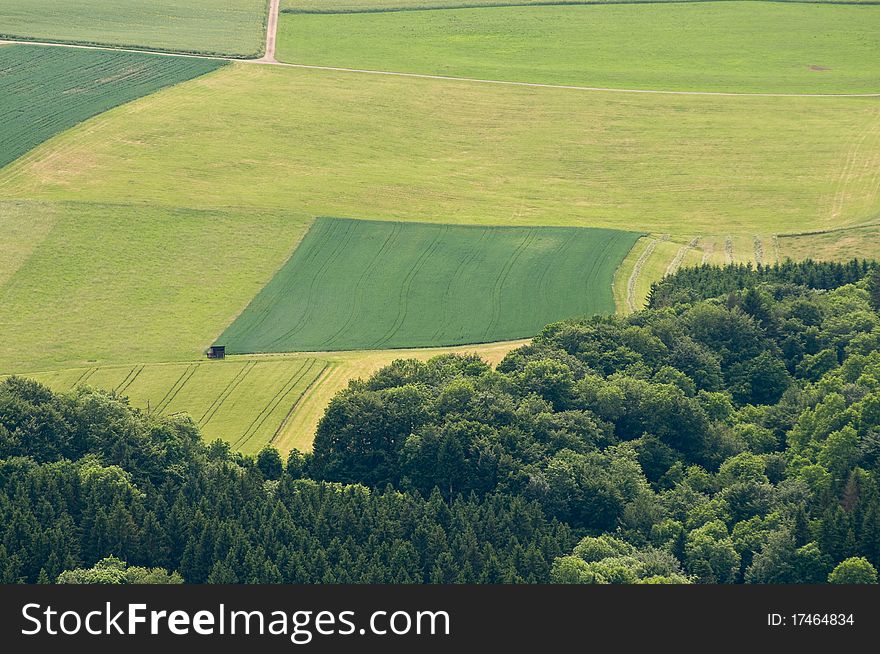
[2,38,879,98]
[259,0,281,63]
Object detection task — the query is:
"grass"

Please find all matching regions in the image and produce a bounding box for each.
[0,45,225,170]
[2,63,877,239]
[219,217,640,353]
[778,223,880,261]
[281,0,880,13]
[0,201,308,372]
[0,0,268,57]
[276,3,880,93]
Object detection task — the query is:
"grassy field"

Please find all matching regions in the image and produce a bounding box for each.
[0,45,224,169]
[0,200,308,373]
[281,0,880,13]
[1,59,877,452]
[219,217,640,353]
[0,0,268,56]
[277,2,880,93]
[2,64,877,238]
[778,223,880,261]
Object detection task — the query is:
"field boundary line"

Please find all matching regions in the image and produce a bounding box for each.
[258,62,880,97]
[282,0,880,15]
[2,39,880,97]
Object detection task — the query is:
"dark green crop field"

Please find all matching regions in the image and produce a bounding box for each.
[0,45,224,170]
[218,217,642,353]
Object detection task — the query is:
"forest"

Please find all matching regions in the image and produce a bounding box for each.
[1,260,879,584]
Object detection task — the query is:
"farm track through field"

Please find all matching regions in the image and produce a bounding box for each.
[2,39,879,97]
[154,363,199,413]
[827,109,880,225]
[259,0,281,62]
[665,237,699,276]
[233,359,320,450]
[199,360,257,426]
[264,220,358,350]
[430,227,490,342]
[701,240,713,265]
[115,364,144,394]
[536,232,579,307]
[72,367,98,388]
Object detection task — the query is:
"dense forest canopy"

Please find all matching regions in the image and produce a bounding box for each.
[1,261,879,584]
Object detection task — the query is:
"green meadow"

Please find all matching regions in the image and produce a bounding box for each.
[0,0,269,56]
[219,218,640,352]
[2,63,875,239]
[1,61,877,374]
[0,200,307,372]
[276,2,880,93]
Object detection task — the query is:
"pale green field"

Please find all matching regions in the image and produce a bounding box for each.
[0,200,308,372]
[2,64,877,238]
[613,230,795,313]
[0,0,269,56]
[778,223,880,261]
[281,0,880,13]
[277,3,880,93]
